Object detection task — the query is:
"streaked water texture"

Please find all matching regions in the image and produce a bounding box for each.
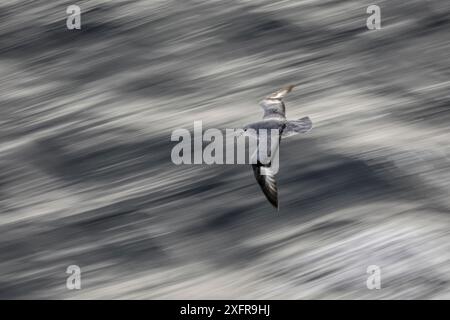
[0,0,449,299]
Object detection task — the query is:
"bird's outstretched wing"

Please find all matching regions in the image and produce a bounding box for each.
[282,116,313,138]
[252,162,278,209]
[259,85,295,120]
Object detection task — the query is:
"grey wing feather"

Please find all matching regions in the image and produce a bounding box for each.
[252,163,278,209]
[282,116,313,138]
[259,85,295,120]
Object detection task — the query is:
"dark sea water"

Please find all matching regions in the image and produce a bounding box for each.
[0,0,449,299]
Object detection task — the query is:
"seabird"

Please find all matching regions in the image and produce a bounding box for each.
[242,85,312,209]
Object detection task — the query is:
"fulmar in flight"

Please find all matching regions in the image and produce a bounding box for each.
[242,85,312,209]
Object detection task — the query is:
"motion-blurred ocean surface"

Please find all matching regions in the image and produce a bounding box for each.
[0,0,449,299]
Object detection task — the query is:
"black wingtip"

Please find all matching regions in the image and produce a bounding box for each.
[267,194,278,210]
[252,163,279,210]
